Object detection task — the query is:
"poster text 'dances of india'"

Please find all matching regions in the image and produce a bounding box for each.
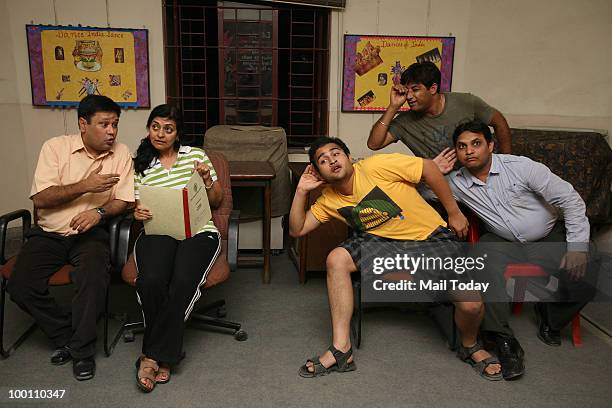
[342,35,455,112]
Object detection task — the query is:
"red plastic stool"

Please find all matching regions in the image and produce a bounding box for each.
[504,264,582,347]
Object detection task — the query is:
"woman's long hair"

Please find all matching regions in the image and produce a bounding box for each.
[134,104,184,176]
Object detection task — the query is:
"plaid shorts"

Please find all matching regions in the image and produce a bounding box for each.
[339,226,461,274]
[340,226,472,302]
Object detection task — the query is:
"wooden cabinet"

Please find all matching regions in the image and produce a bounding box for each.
[288,163,348,283]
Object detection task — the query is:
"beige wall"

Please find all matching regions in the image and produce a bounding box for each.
[0,0,30,212]
[0,0,165,214]
[329,0,612,159]
[1,0,611,214]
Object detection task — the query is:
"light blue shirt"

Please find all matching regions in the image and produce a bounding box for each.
[447,154,589,251]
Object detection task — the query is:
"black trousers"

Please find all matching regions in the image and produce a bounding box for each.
[134,231,221,365]
[472,223,598,335]
[7,226,110,359]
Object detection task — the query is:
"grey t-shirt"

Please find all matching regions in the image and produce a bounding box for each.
[388,92,495,159]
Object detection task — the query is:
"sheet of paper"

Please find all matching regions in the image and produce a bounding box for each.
[139,172,211,240]
[185,171,212,236]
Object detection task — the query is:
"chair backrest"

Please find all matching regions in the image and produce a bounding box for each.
[204,150,233,287]
[207,150,233,240]
[204,125,291,218]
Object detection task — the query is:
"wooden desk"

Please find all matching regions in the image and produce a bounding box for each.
[288,163,348,283]
[229,161,275,284]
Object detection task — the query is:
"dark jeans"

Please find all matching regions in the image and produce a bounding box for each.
[7,226,110,359]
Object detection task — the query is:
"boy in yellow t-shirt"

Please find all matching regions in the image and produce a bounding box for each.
[289,136,501,381]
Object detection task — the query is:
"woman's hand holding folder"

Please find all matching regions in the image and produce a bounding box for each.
[134,203,153,221]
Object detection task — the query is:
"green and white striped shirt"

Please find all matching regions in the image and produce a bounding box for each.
[135,145,218,235]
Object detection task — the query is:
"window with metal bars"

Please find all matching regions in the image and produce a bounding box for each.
[164,0,330,147]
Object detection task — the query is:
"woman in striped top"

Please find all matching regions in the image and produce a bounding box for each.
[132,104,223,392]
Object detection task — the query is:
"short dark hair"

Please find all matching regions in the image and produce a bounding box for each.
[77,95,121,123]
[452,120,493,145]
[400,61,441,91]
[308,137,351,169]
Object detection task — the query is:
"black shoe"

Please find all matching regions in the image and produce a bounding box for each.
[50,347,72,366]
[495,335,525,380]
[73,357,96,381]
[534,303,561,347]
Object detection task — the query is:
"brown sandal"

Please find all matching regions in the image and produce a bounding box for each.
[135,356,159,393]
[155,363,171,384]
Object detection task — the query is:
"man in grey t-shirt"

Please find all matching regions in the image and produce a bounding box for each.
[367,62,512,158]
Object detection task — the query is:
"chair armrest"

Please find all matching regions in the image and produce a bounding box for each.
[107,212,131,270]
[228,210,240,271]
[0,209,31,265]
[114,214,143,271]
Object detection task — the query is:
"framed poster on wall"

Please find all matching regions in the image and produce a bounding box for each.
[342,35,455,112]
[26,25,150,108]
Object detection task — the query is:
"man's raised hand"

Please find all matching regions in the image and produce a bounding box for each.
[433,148,457,175]
[83,164,120,193]
[390,84,409,109]
[296,165,325,193]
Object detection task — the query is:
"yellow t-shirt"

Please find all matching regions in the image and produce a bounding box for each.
[310,153,446,240]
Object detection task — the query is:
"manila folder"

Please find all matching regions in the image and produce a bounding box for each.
[139,172,212,240]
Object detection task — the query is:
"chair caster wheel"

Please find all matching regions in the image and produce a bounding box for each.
[216,306,227,318]
[123,330,135,343]
[234,330,248,341]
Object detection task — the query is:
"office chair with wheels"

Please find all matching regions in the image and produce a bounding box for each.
[118,150,247,342]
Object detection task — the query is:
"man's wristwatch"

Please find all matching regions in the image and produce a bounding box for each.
[95,207,106,221]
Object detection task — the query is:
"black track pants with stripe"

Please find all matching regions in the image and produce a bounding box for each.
[134,231,221,364]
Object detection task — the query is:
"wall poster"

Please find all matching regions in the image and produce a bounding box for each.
[342,35,455,112]
[26,25,150,108]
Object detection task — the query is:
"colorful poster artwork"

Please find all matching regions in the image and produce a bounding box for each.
[342,35,455,112]
[26,25,150,108]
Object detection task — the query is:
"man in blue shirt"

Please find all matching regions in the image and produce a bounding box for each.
[433,120,597,380]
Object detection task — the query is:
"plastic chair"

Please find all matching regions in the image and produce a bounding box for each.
[468,213,582,347]
[504,264,582,347]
